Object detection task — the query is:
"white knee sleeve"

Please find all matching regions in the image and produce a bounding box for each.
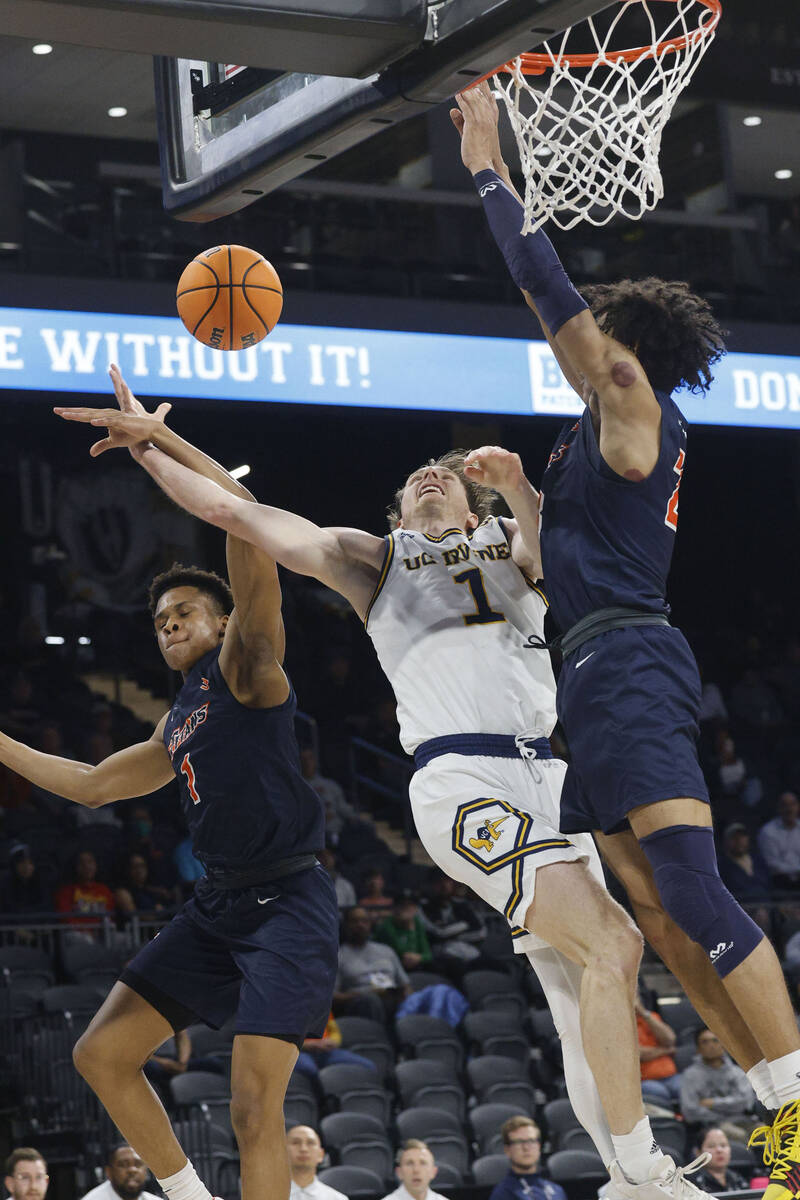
[526,945,614,1168]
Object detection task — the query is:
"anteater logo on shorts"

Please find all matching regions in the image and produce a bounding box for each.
[167,703,209,759]
[470,815,510,854]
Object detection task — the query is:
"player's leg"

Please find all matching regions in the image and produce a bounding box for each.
[230,1034,298,1200]
[594,826,767,1077]
[524,943,615,1167]
[73,983,208,1188]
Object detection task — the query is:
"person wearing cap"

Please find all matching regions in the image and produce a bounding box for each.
[718,824,772,932]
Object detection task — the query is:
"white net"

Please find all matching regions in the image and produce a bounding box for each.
[491,0,720,233]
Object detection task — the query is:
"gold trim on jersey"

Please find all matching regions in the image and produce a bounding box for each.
[363,534,395,628]
[421,527,468,543]
[521,573,549,607]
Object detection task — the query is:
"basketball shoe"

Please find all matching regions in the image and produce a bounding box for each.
[609,1153,710,1200]
[749,1100,800,1200]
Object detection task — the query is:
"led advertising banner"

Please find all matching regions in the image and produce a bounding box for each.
[0,305,798,429]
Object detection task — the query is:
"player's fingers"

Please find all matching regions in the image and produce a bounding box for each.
[449,108,464,134]
[89,438,113,457]
[154,403,172,421]
[53,407,97,422]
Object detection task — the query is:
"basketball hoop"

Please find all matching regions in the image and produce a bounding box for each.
[471,0,721,233]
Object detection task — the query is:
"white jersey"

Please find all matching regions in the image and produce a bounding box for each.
[365,518,557,753]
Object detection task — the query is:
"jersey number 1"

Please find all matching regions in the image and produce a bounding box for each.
[664,448,685,532]
[453,567,506,626]
[180,753,201,805]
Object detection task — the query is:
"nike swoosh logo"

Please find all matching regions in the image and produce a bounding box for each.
[575,652,595,669]
[257,896,277,905]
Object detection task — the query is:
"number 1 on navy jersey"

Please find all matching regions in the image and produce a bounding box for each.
[181,752,201,805]
[453,567,506,626]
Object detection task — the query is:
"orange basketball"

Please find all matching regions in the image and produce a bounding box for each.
[176,244,283,351]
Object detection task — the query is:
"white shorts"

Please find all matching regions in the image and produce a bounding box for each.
[409,752,602,953]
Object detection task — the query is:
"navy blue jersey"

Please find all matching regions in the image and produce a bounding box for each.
[539,390,688,632]
[163,646,324,872]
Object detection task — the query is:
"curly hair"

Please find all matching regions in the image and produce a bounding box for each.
[148,562,233,618]
[385,449,499,530]
[581,277,726,395]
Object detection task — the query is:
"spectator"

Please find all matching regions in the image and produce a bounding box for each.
[679,1029,757,1143]
[55,849,115,935]
[286,1125,347,1200]
[318,848,356,910]
[689,1128,750,1194]
[78,1145,160,1200]
[421,874,485,969]
[380,1140,448,1200]
[718,824,772,932]
[715,737,761,807]
[489,1116,566,1200]
[698,672,728,731]
[294,1011,377,1078]
[0,844,50,915]
[114,853,175,916]
[358,870,394,920]
[124,804,176,888]
[730,668,784,735]
[635,991,681,1107]
[4,1149,48,1200]
[374,895,432,971]
[299,746,357,845]
[334,905,410,1022]
[758,792,800,889]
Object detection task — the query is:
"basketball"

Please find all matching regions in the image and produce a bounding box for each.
[176,244,283,351]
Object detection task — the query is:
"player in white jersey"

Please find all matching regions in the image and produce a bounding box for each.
[58,390,711,1200]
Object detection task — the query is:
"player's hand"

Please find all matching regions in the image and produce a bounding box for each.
[464,445,525,493]
[450,80,502,175]
[53,405,171,456]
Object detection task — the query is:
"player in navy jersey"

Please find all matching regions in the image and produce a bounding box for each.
[451,81,800,1198]
[0,366,338,1200]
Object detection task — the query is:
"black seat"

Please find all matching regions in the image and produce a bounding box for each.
[318,1064,392,1123]
[284,1093,318,1128]
[547,1149,607,1186]
[396,1106,463,1141]
[423,1133,469,1177]
[318,1166,385,1196]
[171,1072,231,1105]
[336,1016,394,1078]
[0,946,55,994]
[463,970,526,1018]
[472,1155,510,1187]
[657,998,700,1035]
[186,1022,235,1057]
[431,1161,463,1188]
[463,1011,529,1060]
[408,970,449,992]
[61,939,127,980]
[650,1117,686,1161]
[469,1103,527,1155]
[338,1139,393,1180]
[466,1055,536,1113]
[395,1060,466,1120]
[396,1014,464,1072]
[42,983,104,1014]
[321,1111,387,1153]
[560,1129,599,1153]
[542,1098,581,1140]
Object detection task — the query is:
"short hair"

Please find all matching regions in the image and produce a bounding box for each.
[5,1150,47,1176]
[501,1115,540,1144]
[106,1145,135,1167]
[148,563,233,618]
[396,1139,432,1165]
[581,277,726,396]
[386,449,499,530]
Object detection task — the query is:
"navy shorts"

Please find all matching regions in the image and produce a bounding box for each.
[121,863,339,1040]
[557,624,710,836]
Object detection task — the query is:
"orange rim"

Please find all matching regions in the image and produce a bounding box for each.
[468,0,721,82]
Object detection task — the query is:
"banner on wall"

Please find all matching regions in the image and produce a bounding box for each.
[0,305,798,429]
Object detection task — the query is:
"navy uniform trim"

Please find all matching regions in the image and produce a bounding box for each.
[363,533,395,628]
[421,527,467,543]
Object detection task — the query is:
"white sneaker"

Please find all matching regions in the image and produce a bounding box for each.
[609,1154,711,1200]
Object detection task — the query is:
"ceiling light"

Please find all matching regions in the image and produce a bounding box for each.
[108,106,128,118]
[230,464,251,480]
[32,43,53,55]
[775,169,794,181]
[78,636,92,645]
[45,635,65,645]
[742,115,761,127]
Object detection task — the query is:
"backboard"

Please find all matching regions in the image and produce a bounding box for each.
[155,0,611,222]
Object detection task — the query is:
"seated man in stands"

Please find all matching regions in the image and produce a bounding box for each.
[79,1145,160,1200]
[334,906,411,1022]
[489,1116,566,1200]
[286,1126,347,1200]
[374,894,433,972]
[380,1140,447,1200]
[4,1149,48,1200]
[758,793,800,891]
[114,852,176,917]
[679,1029,758,1143]
[294,1010,377,1079]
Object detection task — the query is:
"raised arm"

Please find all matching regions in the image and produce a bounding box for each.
[0,716,173,808]
[463,445,542,580]
[453,84,661,478]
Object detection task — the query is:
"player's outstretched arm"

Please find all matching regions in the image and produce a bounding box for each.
[136,444,385,621]
[0,716,174,808]
[463,446,542,579]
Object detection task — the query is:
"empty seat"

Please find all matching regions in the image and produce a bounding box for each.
[472,1155,510,1187]
[61,939,127,979]
[560,1129,599,1153]
[423,1133,469,1178]
[318,1166,385,1197]
[42,984,104,1014]
[469,1103,527,1156]
[463,971,526,1018]
[528,1008,557,1044]
[336,1016,394,1078]
[547,1149,607,1187]
[657,998,700,1035]
[396,1106,464,1142]
[650,1117,686,1161]
[408,971,448,992]
[284,1093,319,1129]
[466,1055,536,1114]
[396,1014,464,1072]
[171,1071,231,1105]
[0,946,55,994]
[318,1064,392,1123]
[431,1161,463,1188]
[339,1139,393,1180]
[186,1023,235,1057]
[321,1111,387,1154]
[542,1098,581,1141]
[463,1011,529,1060]
[395,1060,466,1120]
